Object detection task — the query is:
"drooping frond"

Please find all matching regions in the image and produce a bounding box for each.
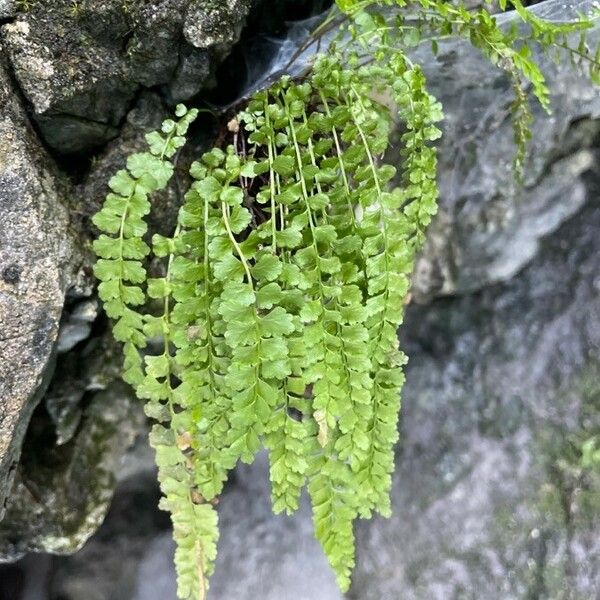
[92,2,599,596]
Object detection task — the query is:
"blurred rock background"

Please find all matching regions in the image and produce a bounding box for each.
[0,1,598,599]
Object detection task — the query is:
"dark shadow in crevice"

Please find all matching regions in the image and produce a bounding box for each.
[206,0,333,108]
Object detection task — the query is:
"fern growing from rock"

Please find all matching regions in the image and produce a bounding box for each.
[92,1,599,597]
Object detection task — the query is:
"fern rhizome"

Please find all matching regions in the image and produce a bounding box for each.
[91,1,600,597]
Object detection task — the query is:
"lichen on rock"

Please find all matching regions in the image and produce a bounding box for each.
[0,0,15,19]
[183,0,252,49]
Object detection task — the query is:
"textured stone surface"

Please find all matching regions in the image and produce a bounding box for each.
[1,13,135,153]
[184,0,251,49]
[409,19,600,302]
[0,56,74,521]
[0,0,14,19]
[0,0,252,152]
[0,2,232,563]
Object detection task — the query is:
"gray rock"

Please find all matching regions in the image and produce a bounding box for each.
[169,46,211,102]
[0,0,252,152]
[0,381,145,561]
[0,84,206,565]
[0,12,136,153]
[0,56,75,521]
[47,475,170,600]
[208,455,342,600]
[0,42,136,562]
[76,90,215,237]
[0,0,14,19]
[126,0,193,89]
[183,0,251,49]
[410,22,600,301]
[75,91,171,225]
[44,331,122,447]
[56,299,98,354]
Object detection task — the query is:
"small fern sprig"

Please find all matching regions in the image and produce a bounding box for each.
[93,106,197,387]
[94,106,221,599]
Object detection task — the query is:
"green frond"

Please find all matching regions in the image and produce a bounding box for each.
[92,3,599,597]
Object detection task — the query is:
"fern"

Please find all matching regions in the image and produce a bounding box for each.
[92,1,600,597]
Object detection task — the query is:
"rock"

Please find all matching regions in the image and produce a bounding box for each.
[75,91,171,226]
[169,47,211,102]
[0,56,75,521]
[0,0,14,19]
[208,455,342,600]
[351,192,600,599]
[128,0,251,102]
[410,21,600,301]
[56,299,98,354]
[126,1,198,90]
[0,13,136,154]
[0,381,145,560]
[183,0,251,49]
[0,0,253,152]
[44,332,122,447]
[0,40,133,562]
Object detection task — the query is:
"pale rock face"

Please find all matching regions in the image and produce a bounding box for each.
[0,58,74,521]
[183,0,251,49]
[0,0,14,18]
[409,21,600,302]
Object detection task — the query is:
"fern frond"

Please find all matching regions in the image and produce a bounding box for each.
[308,454,357,591]
[92,2,600,596]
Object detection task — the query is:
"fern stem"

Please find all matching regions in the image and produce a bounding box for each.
[264,99,279,253]
[221,202,254,287]
[317,91,356,224]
